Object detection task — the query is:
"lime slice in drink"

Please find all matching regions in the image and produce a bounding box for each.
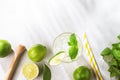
[22,62,39,80]
[48,51,65,65]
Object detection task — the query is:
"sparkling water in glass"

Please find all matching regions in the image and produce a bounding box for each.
[53,32,83,63]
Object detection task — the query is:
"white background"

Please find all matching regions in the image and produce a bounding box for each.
[0,0,120,80]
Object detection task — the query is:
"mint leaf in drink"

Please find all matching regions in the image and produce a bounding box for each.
[68,33,77,46]
[68,33,78,60]
[69,46,78,60]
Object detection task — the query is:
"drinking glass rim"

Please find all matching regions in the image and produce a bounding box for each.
[52,32,83,63]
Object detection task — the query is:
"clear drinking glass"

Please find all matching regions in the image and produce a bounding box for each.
[53,32,83,63]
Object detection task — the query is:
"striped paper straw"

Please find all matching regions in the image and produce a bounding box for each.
[83,33,103,80]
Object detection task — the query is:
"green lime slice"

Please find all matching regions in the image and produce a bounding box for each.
[48,51,65,65]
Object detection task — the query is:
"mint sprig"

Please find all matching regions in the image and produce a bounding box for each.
[101,35,120,80]
[68,33,78,60]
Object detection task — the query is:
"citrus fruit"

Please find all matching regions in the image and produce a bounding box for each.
[48,51,65,65]
[22,62,39,80]
[0,40,11,58]
[73,66,92,80]
[28,44,47,62]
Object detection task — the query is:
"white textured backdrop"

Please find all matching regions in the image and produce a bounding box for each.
[0,0,120,80]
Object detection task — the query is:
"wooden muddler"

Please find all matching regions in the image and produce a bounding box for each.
[5,45,26,80]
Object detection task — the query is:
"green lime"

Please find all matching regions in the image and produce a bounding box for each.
[0,40,11,58]
[28,44,47,62]
[73,66,92,80]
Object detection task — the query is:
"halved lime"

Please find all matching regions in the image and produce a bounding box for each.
[48,51,65,65]
[22,62,39,80]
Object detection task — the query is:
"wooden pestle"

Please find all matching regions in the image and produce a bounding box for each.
[5,45,26,80]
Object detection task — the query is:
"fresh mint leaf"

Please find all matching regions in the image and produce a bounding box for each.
[101,35,120,79]
[68,42,72,46]
[110,71,117,77]
[108,66,120,76]
[43,64,51,80]
[103,54,113,63]
[109,58,118,67]
[101,47,111,56]
[117,35,120,40]
[108,66,118,77]
[110,71,118,77]
[119,77,120,80]
[112,49,120,61]
[112,42,120,49]
[68,33,77,46]
[69,46,78,60]
[68,33,78,60]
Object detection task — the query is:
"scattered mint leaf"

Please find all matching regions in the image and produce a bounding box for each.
[43,64,51,80]
[108,58,118,67]
[103,54,113,63]
[112,49,120,61]
[101,47,111,56]
[108,66,118,77]
[112,42,120,49]
[108,66,120,77]
[117,35,120,40]
[101,35,120,79]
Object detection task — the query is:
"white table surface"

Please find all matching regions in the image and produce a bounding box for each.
[0,0,120,80]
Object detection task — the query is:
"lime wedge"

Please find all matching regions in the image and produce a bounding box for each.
[22,62,39,80]
[48,51,65,65]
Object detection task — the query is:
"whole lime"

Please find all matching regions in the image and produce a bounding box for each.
[73,66,92,80]
[28,44,47,62]
[0,40,11,58]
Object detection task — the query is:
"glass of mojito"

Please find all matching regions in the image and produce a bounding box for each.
[50,32,83,64]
